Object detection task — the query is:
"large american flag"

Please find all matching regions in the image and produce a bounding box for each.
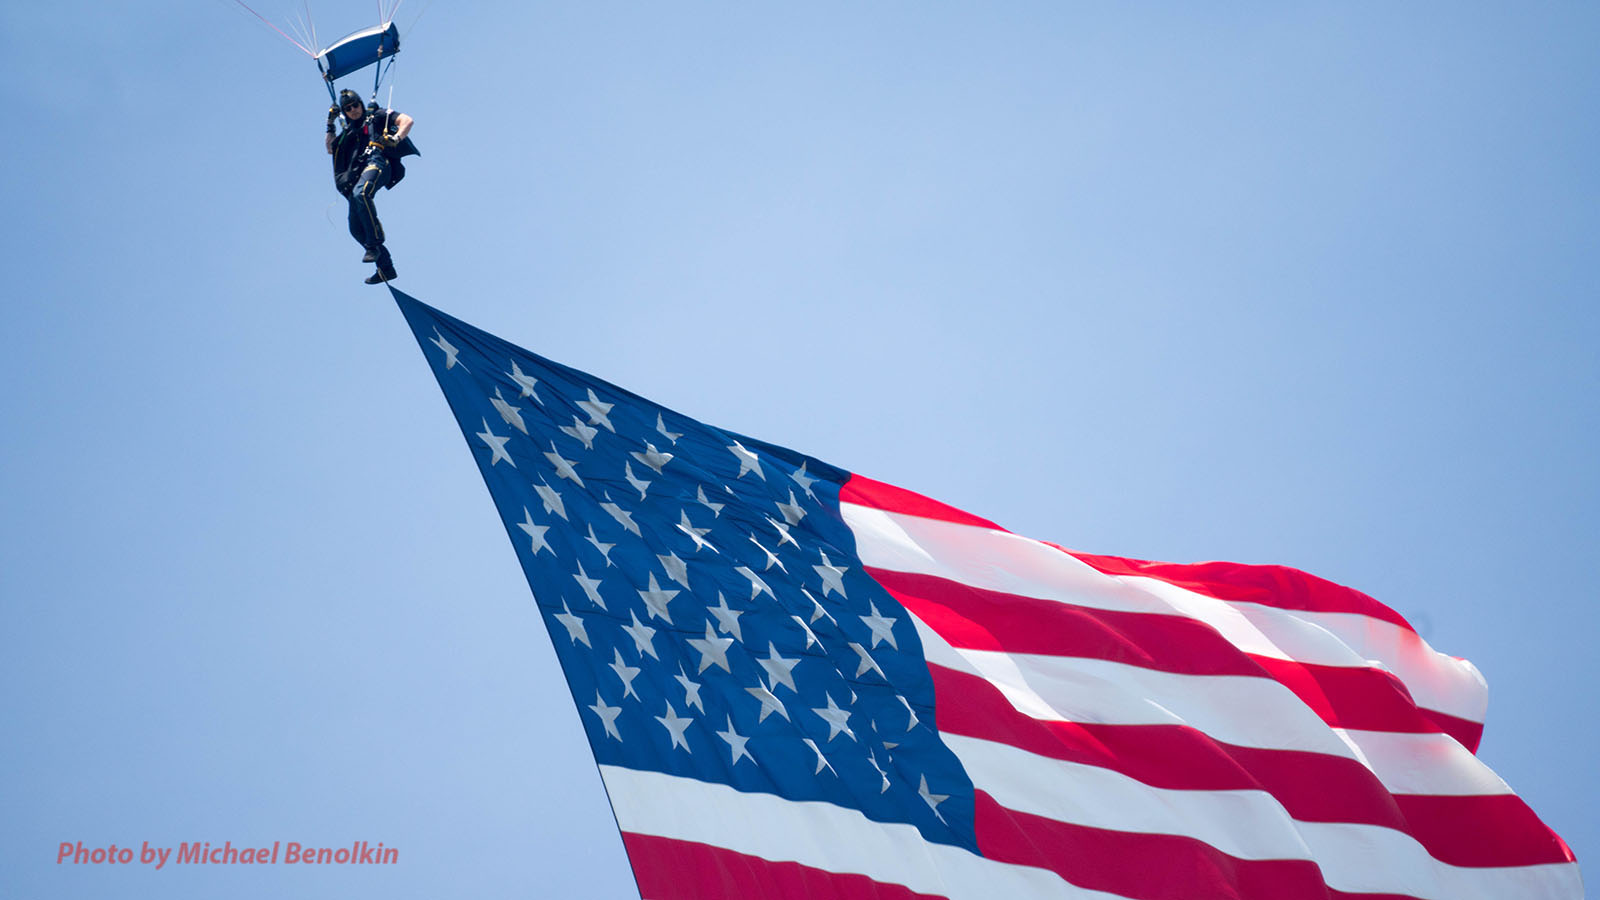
[395,288,1580,900]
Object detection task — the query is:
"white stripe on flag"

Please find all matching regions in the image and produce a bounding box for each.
[1332,727,1512,796]
[599,765,1128,900]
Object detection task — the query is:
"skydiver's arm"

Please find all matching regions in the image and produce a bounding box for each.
[388,112,414,142]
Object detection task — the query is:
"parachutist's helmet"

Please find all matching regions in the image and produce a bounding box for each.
[338,89,365,116]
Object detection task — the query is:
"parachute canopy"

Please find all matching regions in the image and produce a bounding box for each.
[316,21,400,82]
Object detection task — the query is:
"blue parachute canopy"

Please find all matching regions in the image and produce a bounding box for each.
[317,21,400,82]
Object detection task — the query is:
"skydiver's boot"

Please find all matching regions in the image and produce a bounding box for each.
[362,245,380,263]
[365,265,397,285]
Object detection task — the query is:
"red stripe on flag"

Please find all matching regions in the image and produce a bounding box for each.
[1390,794,1577,869]
[1063,550,1417,632]
[1417,708,1483,757]
[876,567,1258,673]
[621,832,952,900]
[1251,656,1440,735]
[840,474,1002,530]
[972,789,1378,900]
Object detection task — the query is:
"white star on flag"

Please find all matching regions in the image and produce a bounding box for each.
[734,566,773,600]
[624,461,651,500]
[775,490,806,526]
[811,693,854,742]
[804,589,834,626]
[757,642,800,693]
[695,485,724,518]
[490,387,528,434]
[728,440,763,479]
[749,536,786,572]
[506,361,540,400]
[746,680,790,723]
[637,573,678,623]
[655,413,682,444]
[560,416,598,450]
[543,441,583,486]
[631,443,673,474]
[766,516,797,547]
[599,493,639,536]
[708,592,744,641]
[860,602,899,649]
[687,623,733,674]
[716,716,753,765]
[584,525,615,566]
[673,665,704,712]
[572,560,605,609]
[898,695,920,731]
[476,419,514,467]
[866,752,891,794]
[655,703,693,752]
[552,602,589,647]
[587,692,621,741]
[814,550,848,598]
[677,511,716,553]
[622,611,659,659]
[609,649,642,699]
[431,329,467,370]
[656,551,690,590]
[848,642,883,678]
[790,461,820,500]
[803,738,834,775]
[579,389,615,432]
[791,615,819,649]
[516,508,551,555]
[532,477,566,520]
[918,775,948,822]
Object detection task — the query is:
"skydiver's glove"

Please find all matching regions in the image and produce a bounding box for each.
[326,106,338,132]
[372,133,398,150]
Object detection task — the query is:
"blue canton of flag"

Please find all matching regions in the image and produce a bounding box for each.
[394,289,977,856]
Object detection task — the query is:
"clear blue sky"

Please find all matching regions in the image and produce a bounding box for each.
[2,3,1594,897]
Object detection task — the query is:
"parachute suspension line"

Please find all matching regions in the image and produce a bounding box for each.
[229,0,315,55]
[400,0,435,43]
[318,55,336,104]
[304,0,321,59]
[371,25,391,101]
[380,0,405,101]
[286,15,310,57]
[376,55,398,102]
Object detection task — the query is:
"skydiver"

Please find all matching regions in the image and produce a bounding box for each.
[326,88,418,284]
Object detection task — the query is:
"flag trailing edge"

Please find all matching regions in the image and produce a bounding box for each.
[392,286,1581,900]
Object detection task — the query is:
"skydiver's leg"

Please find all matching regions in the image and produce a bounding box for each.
[373,241,395,276]
[351,159,388,260]
[347,197,366,249]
